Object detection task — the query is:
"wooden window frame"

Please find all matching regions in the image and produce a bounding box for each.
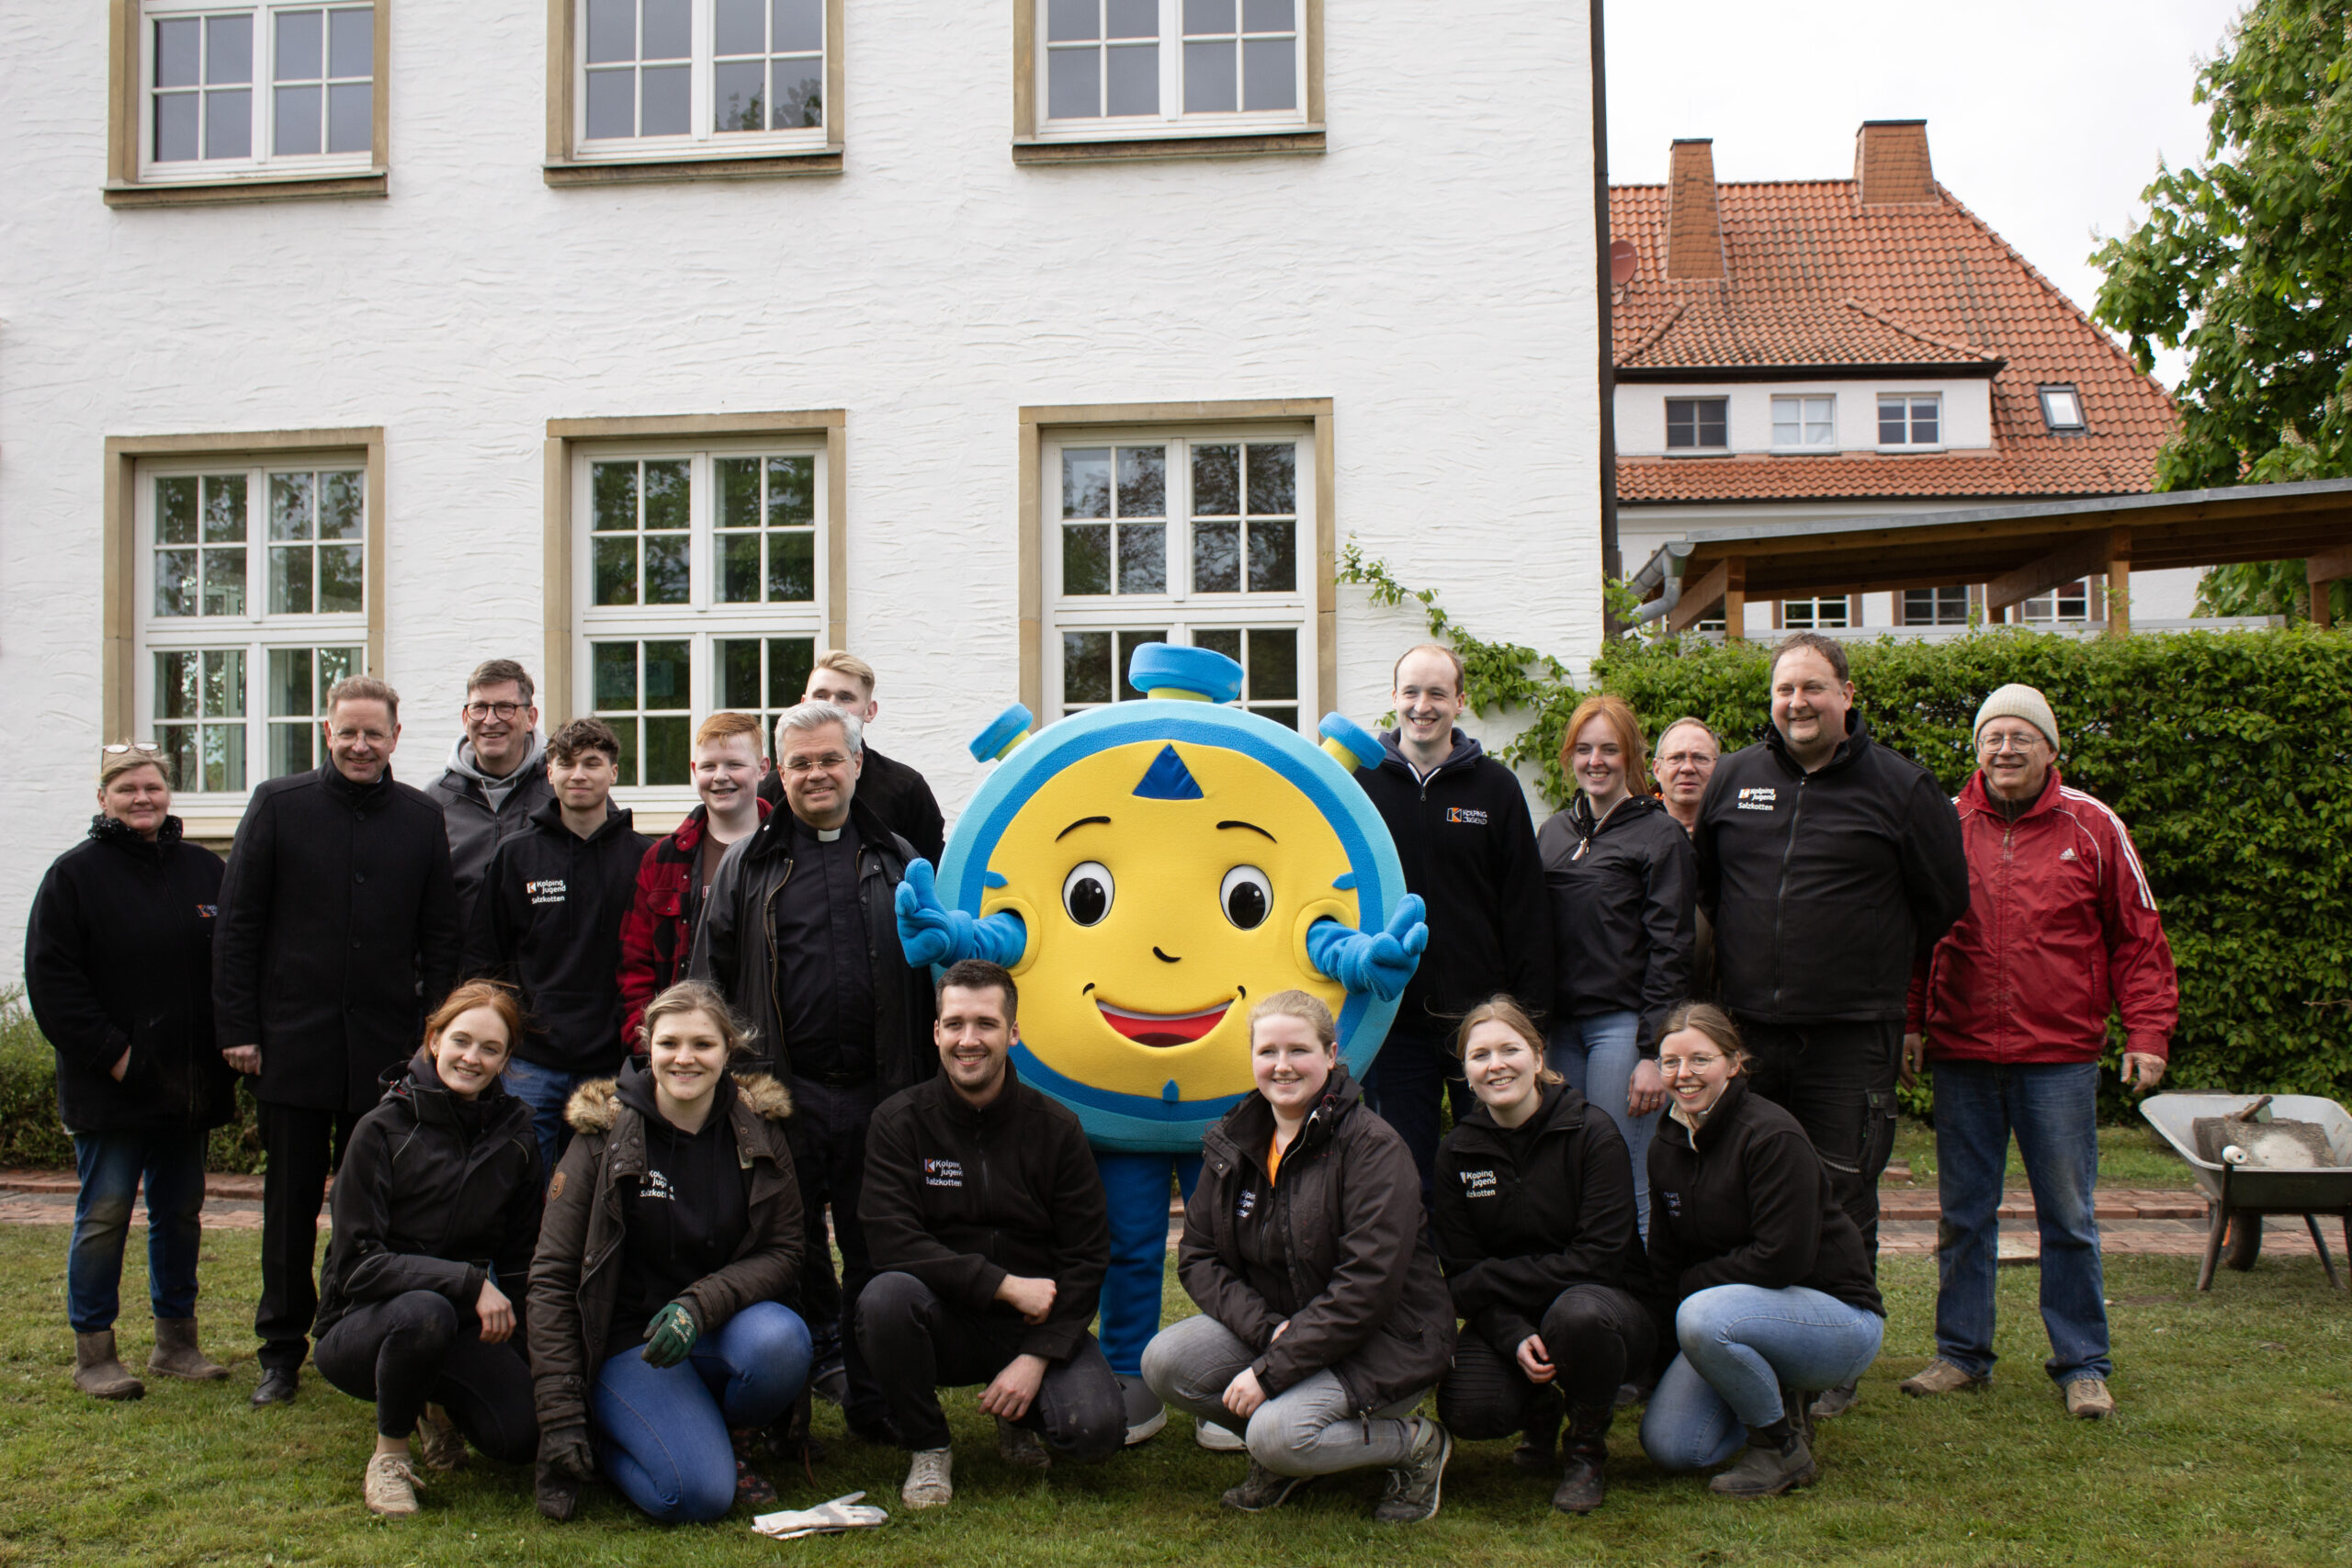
[544,0,845,186]
[106,0,390,207]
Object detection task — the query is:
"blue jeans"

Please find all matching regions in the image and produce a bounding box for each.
[592,1301,812,1523]
[1094,1150,1203,1379]
[1362,1030,1477,1204]
[1931,1059,2109,1385]
[1640,1284,1884,1471]
[68,1130,209,1334]
[502,1058,591,1179]
[1548,1011,1659,1241]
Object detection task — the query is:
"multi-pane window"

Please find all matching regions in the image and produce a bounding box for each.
[1878,394,1941,446]
[141,461,368,795]
[575,444,826,792]
[1903,585,1972,626]
[1040,0,1305,131]
[1780,595,1849,630]
[1665,398,1728,450]
[2020,579,2093,625]
[1049,431,1312,732]
[580,0,827,152]
[143,4,373,177]
[1770,396,1836,449]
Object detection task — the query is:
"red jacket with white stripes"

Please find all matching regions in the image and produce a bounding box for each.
[1909,768,2177,1064]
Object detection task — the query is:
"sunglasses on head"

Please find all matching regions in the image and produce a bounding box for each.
[102,742,163,756]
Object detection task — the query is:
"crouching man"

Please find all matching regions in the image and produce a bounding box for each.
[857,960,1123,1509]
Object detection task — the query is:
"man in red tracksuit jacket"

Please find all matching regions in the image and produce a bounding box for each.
[1900,683,2177,1423]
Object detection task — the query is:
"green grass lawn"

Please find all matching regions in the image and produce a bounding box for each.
[3,1221,2347,1568]
[1891,1119,2199,1190]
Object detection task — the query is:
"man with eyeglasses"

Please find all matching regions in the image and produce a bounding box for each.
[757,650,946,864]
[1898,683,2175,1422]
[692,701,939,1447]
[428,659,555,931]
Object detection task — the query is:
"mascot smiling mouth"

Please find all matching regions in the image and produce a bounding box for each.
[1094,995,1238,1048]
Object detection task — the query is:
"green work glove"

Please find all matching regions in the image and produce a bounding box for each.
[640,1300,699,1368]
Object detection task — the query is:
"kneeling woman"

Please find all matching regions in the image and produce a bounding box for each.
[528,981,811,1524]
[1432,998,1654,1515]
[313,982,544,1518]
[1142,992,1456,1524]
[1638,1004,1885,1496]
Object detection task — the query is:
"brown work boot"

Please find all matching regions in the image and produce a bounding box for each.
[2063,1377,2115,1419]
[415,1404,469,1472]
[147,1317,230,1382]
[74,1330,146,1401]
[1551,1404,1613,1514]
[1900,1359,1989,1398]
[1708,1422,1816,1498]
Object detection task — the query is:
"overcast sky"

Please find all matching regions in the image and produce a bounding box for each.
[1603,0,2250,389]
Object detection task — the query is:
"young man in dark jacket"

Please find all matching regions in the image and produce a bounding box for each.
[214,677,462,1406]
[755,650,945,864]
[1355,644,1553,1198]
[427,659,555,931]
[1693,633,1967,1418]
[859,960,1122,1508]
[466,718,650,1174]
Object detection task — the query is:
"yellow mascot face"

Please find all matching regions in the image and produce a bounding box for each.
[978,739,1357,1102]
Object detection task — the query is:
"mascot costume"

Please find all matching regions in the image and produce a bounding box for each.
[895,641,1426,1442]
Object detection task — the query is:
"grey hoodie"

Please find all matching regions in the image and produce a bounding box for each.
[427,732,554,929]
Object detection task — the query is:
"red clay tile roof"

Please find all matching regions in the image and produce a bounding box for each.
[1611,179,2176,505]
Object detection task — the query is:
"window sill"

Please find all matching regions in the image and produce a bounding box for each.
[104,170,388,208]
[544,150,843,186]
[1660,448,1734,458]
[1012,128,1325,165]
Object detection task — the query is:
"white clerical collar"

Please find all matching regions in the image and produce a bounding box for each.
[816,827,842,842]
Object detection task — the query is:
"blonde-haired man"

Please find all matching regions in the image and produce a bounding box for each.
[759,651,944,863]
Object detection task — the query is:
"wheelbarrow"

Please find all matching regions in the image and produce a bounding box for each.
[2140,1092,2352,1291]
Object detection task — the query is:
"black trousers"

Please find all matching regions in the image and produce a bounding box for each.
[856,1271,1125,1460]
[1737,1017,1903,1260]
[314,1291,537,1461]
[790,1077,888,1431]
[255,1100,362,1371]
[1439,1283,1657,1437]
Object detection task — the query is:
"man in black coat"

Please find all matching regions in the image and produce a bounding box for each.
[1355,645,1554,1200]
[755,650,945,864]
[213,676,462,1406]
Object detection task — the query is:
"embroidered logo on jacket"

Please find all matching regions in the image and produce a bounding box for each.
[1446,807,1489,826]
[1736,787,1777,812]
[526,878,569,906]
[196,904,218,918]
[1660,1189,1683,1218]
[923,1158,965,1188]
[2059,848,2077,863]
[636,1170,677,1202]
[1236,1187,1259,1220]
[1459,1168,1498,1199]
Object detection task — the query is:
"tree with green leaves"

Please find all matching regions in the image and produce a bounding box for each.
[2091,0,2351,622]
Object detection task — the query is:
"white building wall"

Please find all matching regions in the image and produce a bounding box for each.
[0,2,1604,969]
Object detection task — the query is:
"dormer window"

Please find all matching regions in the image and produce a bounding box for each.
[1877,394,1940,447]
[2038,385,2086,432]
[1666,397,1727,450]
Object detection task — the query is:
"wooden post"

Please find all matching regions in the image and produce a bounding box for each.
[1722,557,1747,640]
[2105,528,2132,639]
[2307,541,2352,629]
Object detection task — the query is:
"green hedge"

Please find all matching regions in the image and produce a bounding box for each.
[0,989,264,1173]
[1586,628,2352,1108]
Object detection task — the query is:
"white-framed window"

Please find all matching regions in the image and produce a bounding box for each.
[2038,385,2086,432]
[136,460,368,796]
[1878,393,1942,447]
[1036,0,1307,141]
[576,0,826,158]
[1665,397,1728,450]
[141,2,374,182]
[2020,578,2094,625]
[1902,585,1971,626]
[572,442,826,796]
[1779,595,1849,630]
[1046,427,1314,734]
[1770,395,1836,449]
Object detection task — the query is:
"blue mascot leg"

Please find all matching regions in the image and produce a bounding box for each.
[1095,1150,1182,1379]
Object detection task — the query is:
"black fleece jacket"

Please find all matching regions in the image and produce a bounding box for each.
[1694,713,1969,1024]
[1358,730,1553,1029]
[312,1049,542,1340]
[465,800,651,1074]
[1537,794,1696,1054]
[606,1063,752,1357]
[860,1065,1110,1361]
[1432,1081,1645,1357]
[1642,1077,1883,1325]
[26,816,235,1134]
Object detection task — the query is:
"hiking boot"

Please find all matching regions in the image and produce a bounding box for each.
[997,1418,1051,1470]
[1512,1387,1562,1472]
[1195,1417,1246,1451]
[414,1404,468,1472]
[1807,1382,1859,1420]
[73,1330,145,1401]
[1900,1359,1989,1399]
[147,1317,229,1382]
[1220,1460,1306,1513]
[1118,1374,1167,1446]
[535,1461,581,1522]
[730,1427,778,1509]
[808,1353,848,1408]
[250,1366,300,1407]
[1551,1404,1613,1515]
[364,1452,423,1517]
[1708,1426,1816,1498]
[1373,1417,1451,1523]
[2064,1376,2116,1420]
[901,1448,954,1509]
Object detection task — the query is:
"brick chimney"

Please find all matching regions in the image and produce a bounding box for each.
[1663,139,1724,281]
[1854,119,1937,205]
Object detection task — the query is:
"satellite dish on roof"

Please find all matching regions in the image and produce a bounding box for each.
[1609,239,1638,287]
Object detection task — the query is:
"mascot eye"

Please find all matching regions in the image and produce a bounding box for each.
[1220,865,1272,930]
[1062,862,1114,926]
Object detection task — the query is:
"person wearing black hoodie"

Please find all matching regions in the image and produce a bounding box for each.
[311,982,543,1518]
[26,745,237,1402]
[213,677,463,1407]
[1637,1004,1886,1499]
[466,718,651,1175]
[1432,998,1653,1515]
[1355,645,1553,1199]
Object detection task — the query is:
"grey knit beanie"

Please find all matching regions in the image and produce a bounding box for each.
[1973,682,2059,750]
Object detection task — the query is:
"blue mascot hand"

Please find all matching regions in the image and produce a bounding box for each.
[896,859,1030,969]
[1304,895,1427,1001]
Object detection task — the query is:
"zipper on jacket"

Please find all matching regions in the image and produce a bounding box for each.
[1769,775,1808,1014]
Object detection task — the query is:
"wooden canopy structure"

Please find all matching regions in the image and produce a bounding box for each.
[1628,477,2352,637]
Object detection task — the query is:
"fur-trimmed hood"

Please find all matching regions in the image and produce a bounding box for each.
[564,1069,793,1133]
